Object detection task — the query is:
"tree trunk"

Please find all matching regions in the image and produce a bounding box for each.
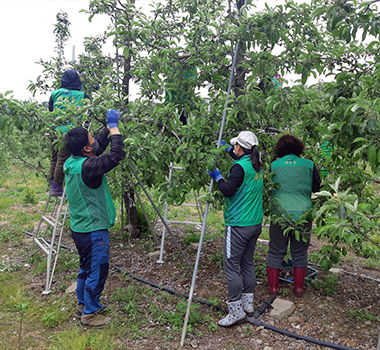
[234,46,246,99]
[122,188,140,238]
[121,24,140,237]
[233,0,246,124]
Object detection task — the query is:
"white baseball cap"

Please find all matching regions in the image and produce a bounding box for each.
[230,131,258,149]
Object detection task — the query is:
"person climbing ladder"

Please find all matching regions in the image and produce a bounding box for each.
[48,69,90,196]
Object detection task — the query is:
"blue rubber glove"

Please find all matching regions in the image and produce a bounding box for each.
[107,109,120,129]
[207,168,224,182]
[220,140,231,152]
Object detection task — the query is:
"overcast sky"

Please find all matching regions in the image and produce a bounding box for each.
[0,0,291,103]
[0,0,113,102]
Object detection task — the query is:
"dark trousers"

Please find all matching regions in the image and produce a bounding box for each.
[49,141,71,183]
[72,229,110,315]
[267,222,312,269]
[223,224,262,302]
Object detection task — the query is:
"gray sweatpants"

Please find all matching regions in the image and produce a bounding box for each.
[223,224,262,302]
[267,222,312,269]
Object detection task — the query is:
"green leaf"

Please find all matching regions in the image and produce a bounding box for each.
[337,205,347,220]
[15,115,23,131]
[352,137,367,143]
[353,144,367,157]
[330,251,340,264]
[315,191,332,197]
[320,257,332,271]
[368,145,377,165]
[295,63,303,74]
[343,27,351,43]
[311,6,327,18]
[351,104,360,112]
[0,115,6,130]
[333,177,341,193]
[301,73,308,85]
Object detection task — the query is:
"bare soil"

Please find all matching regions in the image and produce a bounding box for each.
[5,222,380,350]
[103,222,380,349]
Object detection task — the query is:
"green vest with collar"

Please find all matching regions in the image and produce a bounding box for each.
[224,155,263,227]
[63,156,115,233]
[51,89,85,133]
[51,88,85,110]
[271,154,314,221]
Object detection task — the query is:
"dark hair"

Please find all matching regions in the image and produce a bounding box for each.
[274,134,304,158]
[241,145,262,172]
[65,127,89,156]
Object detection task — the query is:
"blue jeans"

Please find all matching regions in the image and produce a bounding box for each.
[72,229,110,315]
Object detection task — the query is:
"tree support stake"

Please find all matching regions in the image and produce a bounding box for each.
[127,161,193,272]
[180,0,248,346]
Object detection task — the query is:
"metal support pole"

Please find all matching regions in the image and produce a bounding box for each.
[157,163,174,264]
[127,162,193,272]
[180,1,248,346]
[196,190,205,222]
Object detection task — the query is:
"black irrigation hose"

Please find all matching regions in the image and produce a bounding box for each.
[247,318,361,350]
[112,265,225,312]
[114,265,362,350]
[25,231,363,350]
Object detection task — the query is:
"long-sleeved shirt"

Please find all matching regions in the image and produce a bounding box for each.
[217,163,245,197]
[217,153,322,198]
[81,128,125,189]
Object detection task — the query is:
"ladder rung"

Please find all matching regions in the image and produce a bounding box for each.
[166,220,202,225]
[47,215,64,226]
[34,237,56,255]
[42,216,57,227]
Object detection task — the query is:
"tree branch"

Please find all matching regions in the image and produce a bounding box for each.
[368,178,380,184]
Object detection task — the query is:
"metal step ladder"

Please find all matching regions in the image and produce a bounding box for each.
[30,188,69,294]
[157,163,205,264]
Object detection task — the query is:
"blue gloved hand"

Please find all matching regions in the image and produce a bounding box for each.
[107,109,120,129]
[207,168,224,182]
[220,140,231,152]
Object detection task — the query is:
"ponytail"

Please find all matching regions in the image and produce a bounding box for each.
[250,146,262,172]
[241,145,262,172]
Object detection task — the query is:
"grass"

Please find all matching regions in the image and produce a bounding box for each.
[0,165,226,350]
[0,262,219,350]
[4,156,378,349]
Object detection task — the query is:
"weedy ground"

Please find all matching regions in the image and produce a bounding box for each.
[0,166,380,350]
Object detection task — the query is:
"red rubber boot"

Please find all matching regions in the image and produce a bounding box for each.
[293,267,306,297]
[266,267,280,295]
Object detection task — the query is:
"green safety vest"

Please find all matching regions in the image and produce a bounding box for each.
[51,88,85,110]
[51,89,85,133]
[271,154,314,221]
[224,155,264,227]
[63,156,116,233]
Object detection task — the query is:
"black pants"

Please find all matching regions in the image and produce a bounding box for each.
[223,224,262,302]
[267,222,312,269]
